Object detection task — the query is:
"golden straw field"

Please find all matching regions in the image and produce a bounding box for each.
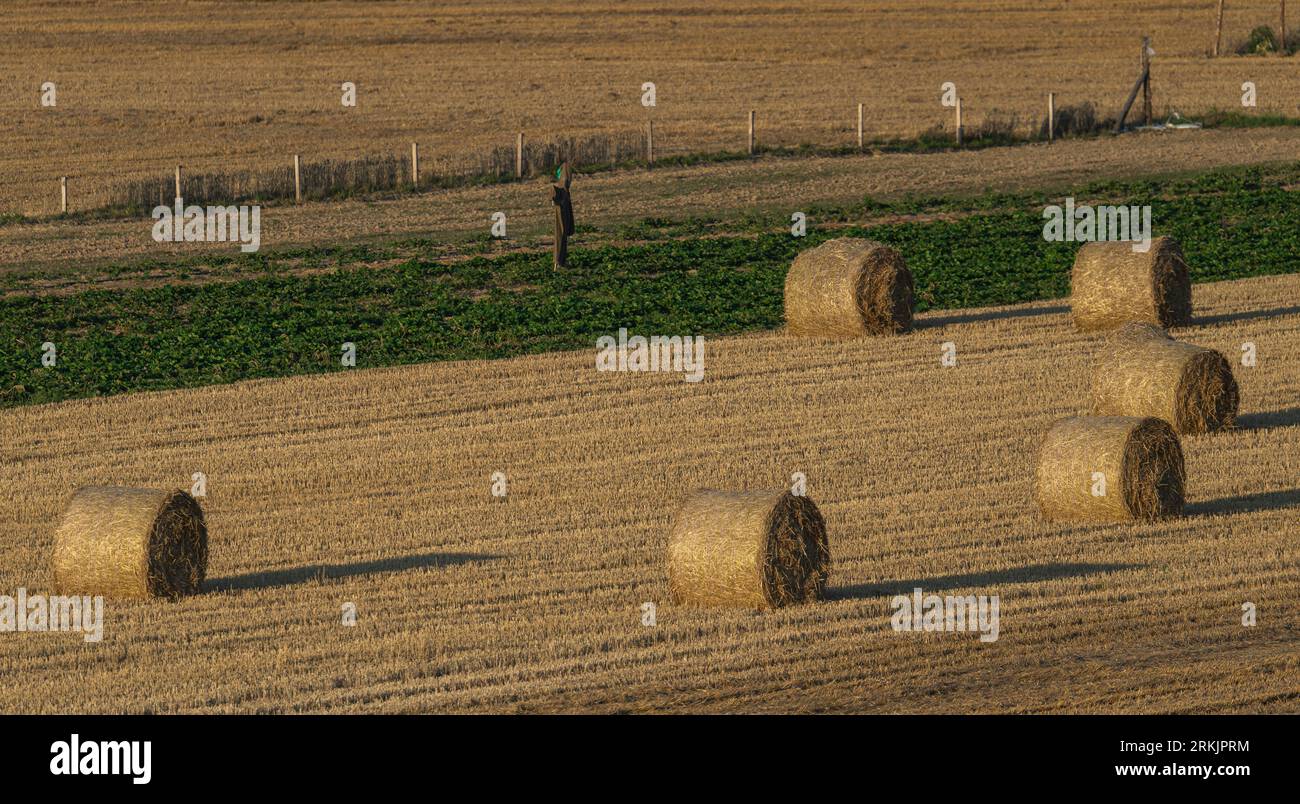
[1,273,1295,713]
[3,0,1300,215]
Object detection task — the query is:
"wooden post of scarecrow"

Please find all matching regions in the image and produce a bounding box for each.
[550,161,574,268]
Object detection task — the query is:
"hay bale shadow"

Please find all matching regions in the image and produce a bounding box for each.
[1188,305,1300,328]
[830,561,1140,600]
[1186,489,1300,517]
[918,304,1069,329]
[206,552,498,592]
[1236,407,1300,430]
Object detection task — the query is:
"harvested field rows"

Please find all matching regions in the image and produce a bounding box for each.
[0,273,1297,713]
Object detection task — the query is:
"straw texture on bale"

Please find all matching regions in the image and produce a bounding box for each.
[1070,236,1192,331]
[1035,416,1185,522]
[667,489,830,609]
[51,487,208,599]
[784,238,913,336]
[1091,323,1239,434]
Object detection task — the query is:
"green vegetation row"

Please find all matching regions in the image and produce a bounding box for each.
[8,158,1299,297]
[3,164,1298,408]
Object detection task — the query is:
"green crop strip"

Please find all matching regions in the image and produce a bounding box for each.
[3,166,1298,408]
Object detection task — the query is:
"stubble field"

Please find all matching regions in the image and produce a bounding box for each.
[3,0,1300,217]
[1,273,1296,713]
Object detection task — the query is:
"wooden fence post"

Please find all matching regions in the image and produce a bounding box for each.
[174,165,182,203]
[857,103,864,150]
[748,109,755,155]
[60,176,67,213]
[955,98,964,146]
[516,132,524,178]
[411,142,419,186]
[1048,92,1055,142]
[1214,0,1224,56]
[1141,36,1152,127]
[647,120,654,165]
[1283,1,1289,53]
[293,154,301,203]
[1114,44,1151,133]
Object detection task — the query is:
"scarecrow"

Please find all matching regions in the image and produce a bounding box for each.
[550,162,574,268]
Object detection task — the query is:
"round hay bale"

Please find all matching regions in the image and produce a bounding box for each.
[1091,322,1239,434]
[784,238,913,337]
[51,487,208,599]
[1070,236,1192,331]
[668,489,830,609]
[1034,416,1185,522]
